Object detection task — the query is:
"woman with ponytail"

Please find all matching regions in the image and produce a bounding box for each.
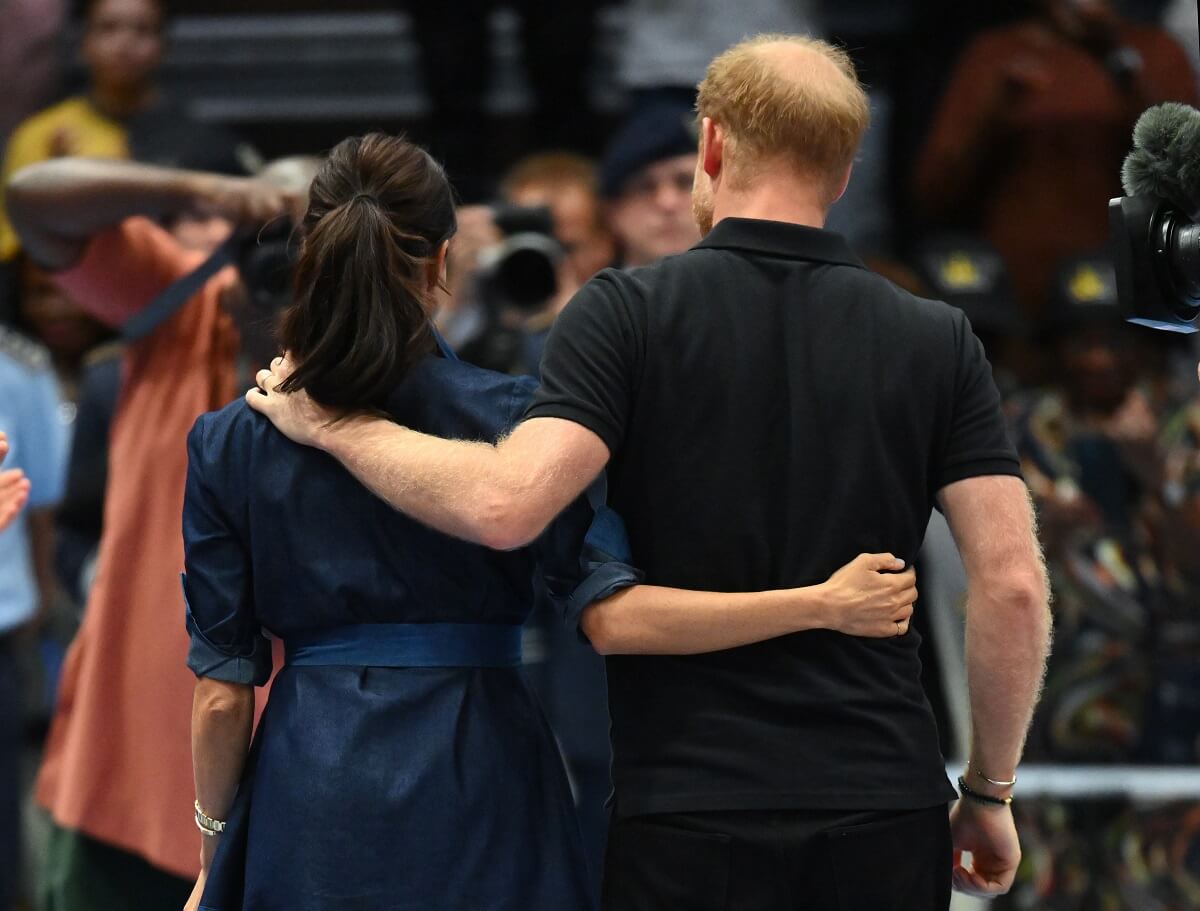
[181,133,920,911]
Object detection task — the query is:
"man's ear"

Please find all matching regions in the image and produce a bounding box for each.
[701,117,724,180]
[829,163,854,206]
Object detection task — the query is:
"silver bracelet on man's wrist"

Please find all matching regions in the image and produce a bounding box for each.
[968,761,1017,789]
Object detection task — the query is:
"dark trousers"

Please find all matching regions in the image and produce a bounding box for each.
[40,824,193,911]
[603,805,952,911]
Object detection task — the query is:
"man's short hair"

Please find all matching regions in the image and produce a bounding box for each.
[500,152,599,200]
[696,34,870,199]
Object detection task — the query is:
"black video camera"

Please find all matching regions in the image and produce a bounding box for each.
[478,204,564,313]
[1109,104,1200,334]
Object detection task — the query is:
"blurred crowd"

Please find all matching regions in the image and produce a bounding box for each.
[0,0,1199,909]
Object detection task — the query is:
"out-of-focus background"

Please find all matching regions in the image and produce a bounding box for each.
[1,1,1199,909]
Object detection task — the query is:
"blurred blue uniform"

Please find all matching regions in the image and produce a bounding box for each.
[185,351,637,911]
[0,326,67,911]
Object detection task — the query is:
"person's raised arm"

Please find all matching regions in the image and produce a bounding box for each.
[939,474,1051,898]
[6,157,299,272]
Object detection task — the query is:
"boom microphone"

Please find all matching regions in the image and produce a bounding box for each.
[1109,104,1200,332]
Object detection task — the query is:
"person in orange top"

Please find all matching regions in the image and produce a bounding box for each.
[6,157,305,910]
[913,0,1198,323]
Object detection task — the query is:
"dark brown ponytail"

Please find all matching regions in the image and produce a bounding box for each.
[278,133,457,410]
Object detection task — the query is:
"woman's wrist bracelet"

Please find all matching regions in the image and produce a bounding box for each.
[968,761,1017,789]
[194,800,226,837]
[958,775,1013,808]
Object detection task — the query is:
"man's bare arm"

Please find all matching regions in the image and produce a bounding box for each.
[6,158,298,270]
[939,474,1051,897]
[264,392,611,550]
[940,474,1051,778]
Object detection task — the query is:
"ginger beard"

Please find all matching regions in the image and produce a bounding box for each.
[691,154,715,237]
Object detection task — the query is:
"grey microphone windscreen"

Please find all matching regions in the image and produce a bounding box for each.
[1121,102,1200,218]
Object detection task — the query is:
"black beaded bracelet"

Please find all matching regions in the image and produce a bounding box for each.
[958,775,1013,808]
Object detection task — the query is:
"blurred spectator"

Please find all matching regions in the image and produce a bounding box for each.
[14,256,112,391]
[0,435,31,534]
[599,101,700,269]
[0,0,244,262]
[53,343,120,604]
[913,0,1198,322]
[409,0,602,200]
[502,153,615,295]
[0,326,67,911]
[443,153,613,375]
[7,157,307,910]
[0,0,66,147]
[1010,280,1200,766]
[499,153,613,370]
[619,0,821,108]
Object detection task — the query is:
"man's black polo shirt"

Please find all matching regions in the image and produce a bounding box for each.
[526,217,1021,816]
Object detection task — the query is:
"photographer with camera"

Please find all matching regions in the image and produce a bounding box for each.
[5,157,307,909]
[442,154,612,376]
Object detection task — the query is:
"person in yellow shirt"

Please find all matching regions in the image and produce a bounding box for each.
[0,0,242,261]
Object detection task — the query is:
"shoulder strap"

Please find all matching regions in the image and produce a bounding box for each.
[121,232,240,342]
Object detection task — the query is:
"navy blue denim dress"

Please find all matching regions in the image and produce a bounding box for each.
[182,352,637,911]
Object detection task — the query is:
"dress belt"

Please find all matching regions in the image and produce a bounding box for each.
[284,623,523,669]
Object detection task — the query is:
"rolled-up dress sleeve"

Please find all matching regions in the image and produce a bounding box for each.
[182,415,272,686]
[535,475,643,634]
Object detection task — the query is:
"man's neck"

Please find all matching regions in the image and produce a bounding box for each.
[710,181,828,232]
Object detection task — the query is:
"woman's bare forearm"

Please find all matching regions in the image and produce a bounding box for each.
[579,553,918,655]
[580,584,831,655]
[191,678,254,871]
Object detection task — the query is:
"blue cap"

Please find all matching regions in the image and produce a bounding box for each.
[599,102,698,199]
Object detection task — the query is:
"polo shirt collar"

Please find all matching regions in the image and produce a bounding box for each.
[695,217,864,269]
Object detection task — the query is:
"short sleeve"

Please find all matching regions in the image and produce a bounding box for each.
[181,416,271,686]
[935,310,1022,491]
[525,270,641,455]
[18,365,66,507]
[53,216,202,329]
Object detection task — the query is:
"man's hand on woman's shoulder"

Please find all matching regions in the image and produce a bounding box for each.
[246,355,349,449]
